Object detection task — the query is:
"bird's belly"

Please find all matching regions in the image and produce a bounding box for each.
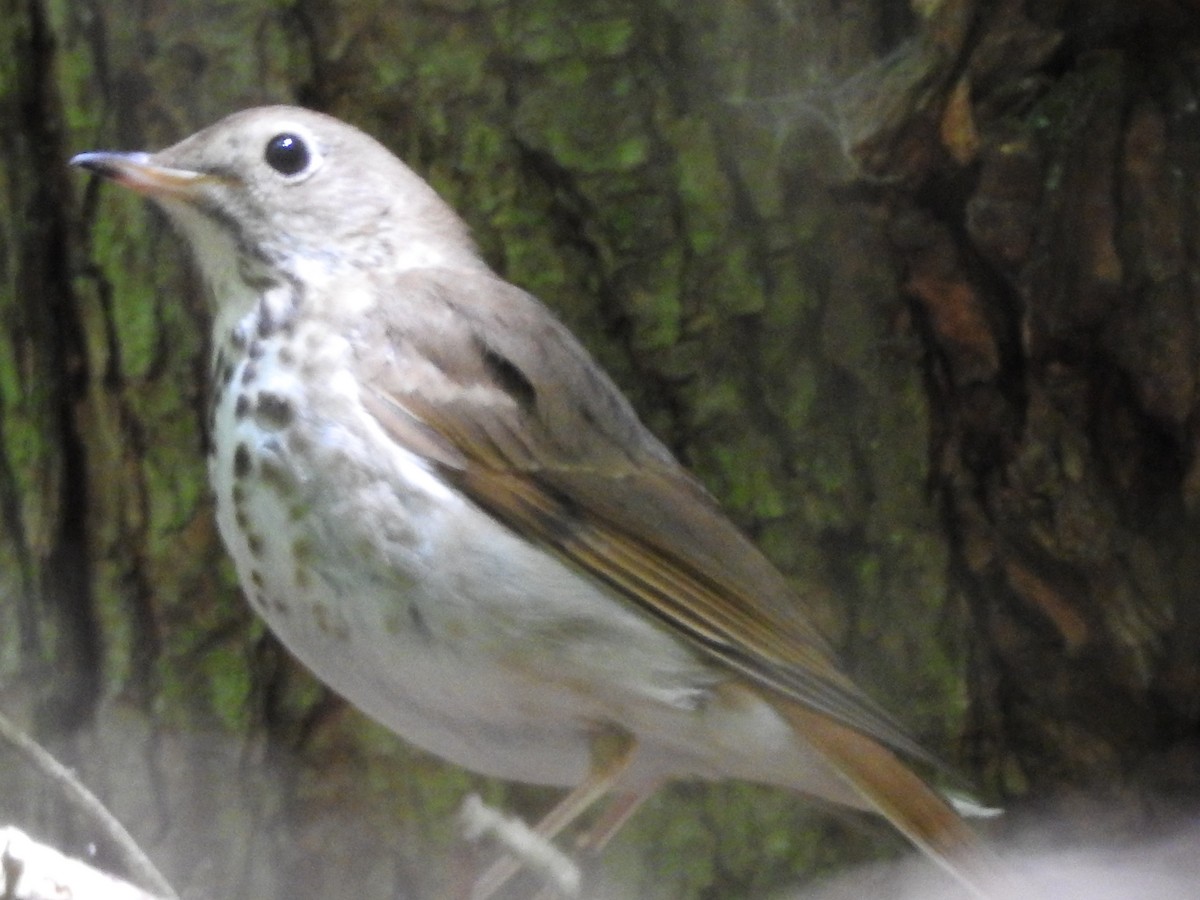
[208,362,721,786]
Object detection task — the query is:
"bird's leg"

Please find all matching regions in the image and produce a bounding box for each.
[574,784,657,854]
[525,786,657,900]
[470,728,637,900]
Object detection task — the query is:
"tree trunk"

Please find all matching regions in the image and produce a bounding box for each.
[857,0,1200,830]
[1,0,1197,897]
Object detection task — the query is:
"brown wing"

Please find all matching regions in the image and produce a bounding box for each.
[358,268,933,762]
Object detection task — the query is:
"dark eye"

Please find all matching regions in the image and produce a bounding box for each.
[264,133,310,176]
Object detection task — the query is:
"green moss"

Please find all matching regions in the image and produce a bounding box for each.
[516,64,653,174]
[496,2,634,62]
[770,356,819,429]
[0,368,50,519]
[90,199,163,382]
[153,614,254,732]
[547,119,636,171]
[506,236,574,300]
[728,120,786,220]
[711,243,766,315]
[497,2,576,63]
[697,787,820,893]
[673,118,731,255]
[46,14,101,135]
[416,25,490,97]
[622,247,684,350]
[92,569,134,688]
[756,516,820,577]
[687,377,742,427]
[553,56,592,88]
[613,790,716,896]
[605,783,859,899]
[575,17,635,57]
[625,287,678,350]
[460,121,508,185]
[796,459,858,531]
[204,643,255,730]
[868,376,932,524]
[144,450,205,548]
[612,134,650,169]
[709,439,786,519]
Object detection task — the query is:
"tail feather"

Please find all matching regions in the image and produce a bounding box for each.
[776,699,1003,898]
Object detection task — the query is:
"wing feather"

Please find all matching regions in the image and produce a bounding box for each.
[359,269,936,763]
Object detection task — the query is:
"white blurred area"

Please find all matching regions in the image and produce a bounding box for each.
[788,825,1200,900]
[6,707,1199,899]
[469,792,1200,900]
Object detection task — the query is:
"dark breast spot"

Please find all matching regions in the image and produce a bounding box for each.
[228,328,248,352]
[236,254,277,293]
[255,390,295,429]
[259,456,292,492]
[234,443,252,478]
[256,309,275,338]
[254,288,300,339]
[205,399,218,455]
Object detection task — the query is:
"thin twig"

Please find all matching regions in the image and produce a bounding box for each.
[460,793,581,898]
[0,710,178,899]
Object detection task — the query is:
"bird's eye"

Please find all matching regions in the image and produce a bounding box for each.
[264,133,311,176]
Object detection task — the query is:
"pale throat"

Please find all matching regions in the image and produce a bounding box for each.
[166,205,322,357]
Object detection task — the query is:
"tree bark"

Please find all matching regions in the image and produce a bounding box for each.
[853,0,1200,830]
[1,0,1198,897]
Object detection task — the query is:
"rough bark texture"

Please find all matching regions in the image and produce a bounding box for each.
[861,0,1200,831]
[1,0,1198,897]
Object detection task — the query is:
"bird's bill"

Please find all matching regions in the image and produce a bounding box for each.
[69,151,212,200]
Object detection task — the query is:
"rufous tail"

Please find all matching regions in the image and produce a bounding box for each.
[777,699,1005,899]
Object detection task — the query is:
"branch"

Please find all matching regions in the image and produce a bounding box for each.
[0,711,177,899]
[460,793,581,898]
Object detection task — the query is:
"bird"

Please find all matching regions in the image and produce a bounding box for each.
[71,106,997,898]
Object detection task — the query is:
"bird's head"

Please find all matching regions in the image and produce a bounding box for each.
[72,106,483,306]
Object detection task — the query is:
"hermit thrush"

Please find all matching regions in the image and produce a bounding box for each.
[72,107,996,897]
